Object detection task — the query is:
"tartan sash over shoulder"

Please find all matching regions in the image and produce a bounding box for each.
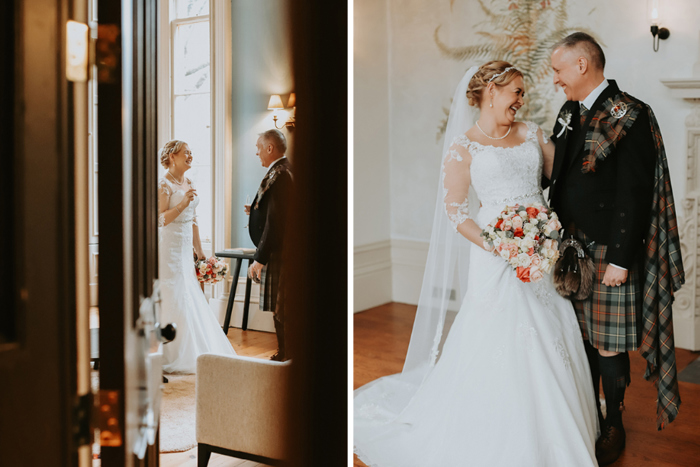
[254,158,292,210]
[639,106,685,430]
[581,92,642,173]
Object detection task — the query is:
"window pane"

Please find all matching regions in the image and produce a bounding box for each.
[173,21,210,95]
[187,166,212,243]
[174,93,212,243]
[173,94,211,157]
[174,0,209,19]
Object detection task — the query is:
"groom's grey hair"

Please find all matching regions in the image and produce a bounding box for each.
[552,32,605,71]
[259,129,287,154]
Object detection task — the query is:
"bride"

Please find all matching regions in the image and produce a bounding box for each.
[157,140,236,374]
[354,62,599,466]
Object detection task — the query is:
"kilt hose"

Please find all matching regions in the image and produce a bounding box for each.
[571,229,643,353]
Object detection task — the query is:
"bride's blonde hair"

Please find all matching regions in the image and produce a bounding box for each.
[159,140,188,168]
[466,61,523,107]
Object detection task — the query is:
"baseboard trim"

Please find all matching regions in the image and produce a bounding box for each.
[354,240,392,312]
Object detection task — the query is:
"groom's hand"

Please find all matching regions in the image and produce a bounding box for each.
[248,261,264,283]
[602,264,628,287]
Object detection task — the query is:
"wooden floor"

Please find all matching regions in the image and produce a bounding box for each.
[160,327,278,467]
[353,303,700,467]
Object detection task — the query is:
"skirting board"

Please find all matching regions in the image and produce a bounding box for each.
[208,278,275,333]
[354,240,393,312]
[390,239,429,306]
[354,239,430,312]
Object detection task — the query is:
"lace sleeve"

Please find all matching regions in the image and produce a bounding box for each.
[442,141,472,231]
[157,178,171,227]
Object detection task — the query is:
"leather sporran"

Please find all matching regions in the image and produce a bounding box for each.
[553,237,595,301]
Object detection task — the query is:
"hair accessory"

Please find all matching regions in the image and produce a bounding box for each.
[487,66,517,83]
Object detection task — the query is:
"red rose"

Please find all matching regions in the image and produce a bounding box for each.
[528,247,534,255]
[513,228,524,238]
[525,207,538,219]
[495,219,504,229]
[516,267,531,283]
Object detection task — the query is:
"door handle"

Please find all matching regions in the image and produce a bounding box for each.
[158,323,177,343]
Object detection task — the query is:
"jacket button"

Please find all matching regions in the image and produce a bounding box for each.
[620,212,625,217]
[616,244,621,248]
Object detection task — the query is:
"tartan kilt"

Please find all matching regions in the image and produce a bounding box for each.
[572,229,643,352]
[259,257,282,315]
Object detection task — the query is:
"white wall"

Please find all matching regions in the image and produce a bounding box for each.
[355,0,700,311]
[354,0,393,310]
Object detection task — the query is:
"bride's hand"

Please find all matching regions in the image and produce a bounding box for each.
[196,249,206,261]
[482,240,496,253]
[181,188,197,207]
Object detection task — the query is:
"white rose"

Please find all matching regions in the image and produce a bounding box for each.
[537,212,548,221]
[493,236,502,248]
[522,238,535,250]
[541,259,554,274]
[516,253,532,267]
[500,249,511,260]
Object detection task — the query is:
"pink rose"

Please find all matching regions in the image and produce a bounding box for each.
[530,268,544,282]
[546,218,561,232]
[530,254,542,267]
[502,243,519,259]
[512,216,523,230]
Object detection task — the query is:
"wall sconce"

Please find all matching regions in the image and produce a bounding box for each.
[649,0,670,52]
[267,94,296,130]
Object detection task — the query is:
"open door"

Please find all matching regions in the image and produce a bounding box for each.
[1,0,93,466]
[97,0,162,465]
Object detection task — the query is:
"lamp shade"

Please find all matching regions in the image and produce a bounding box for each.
[267,94,284,110]
[287,92,296,108]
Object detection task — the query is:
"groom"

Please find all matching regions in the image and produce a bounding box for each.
[548,32,684,465]
[247,129,293,361]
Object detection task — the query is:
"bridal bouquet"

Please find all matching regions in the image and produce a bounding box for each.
[195,256,229,284]
[480,204,562,283]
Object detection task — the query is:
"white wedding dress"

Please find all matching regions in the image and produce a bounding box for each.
[158,177,236,374]
[354,122,599,467]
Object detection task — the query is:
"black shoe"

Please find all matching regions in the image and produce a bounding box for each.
[595,424,626,465]
[269,351,286,362]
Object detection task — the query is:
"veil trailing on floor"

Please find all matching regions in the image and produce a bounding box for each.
[355,66,481,420]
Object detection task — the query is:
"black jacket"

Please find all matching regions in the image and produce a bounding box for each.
[249,158,292,265]
[548,80,656,268]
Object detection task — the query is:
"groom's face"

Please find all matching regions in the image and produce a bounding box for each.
[551,47,584,102]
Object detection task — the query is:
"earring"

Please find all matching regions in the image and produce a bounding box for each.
[490,98,493,108]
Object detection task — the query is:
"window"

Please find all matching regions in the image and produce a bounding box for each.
[168,0,213,244]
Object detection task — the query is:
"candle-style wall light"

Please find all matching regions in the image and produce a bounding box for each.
[649,0,670,52]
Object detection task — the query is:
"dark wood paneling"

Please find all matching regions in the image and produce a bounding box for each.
[0,0,78,465]
[286,1,348,465]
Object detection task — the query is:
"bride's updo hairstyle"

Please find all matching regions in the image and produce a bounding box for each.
[159,140,188,169]
[466,61,523,107]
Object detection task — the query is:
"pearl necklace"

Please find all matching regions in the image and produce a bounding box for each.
[166,171,185,186]
[476,121,512,140]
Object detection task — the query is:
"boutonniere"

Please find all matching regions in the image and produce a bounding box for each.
[556,110,573,138]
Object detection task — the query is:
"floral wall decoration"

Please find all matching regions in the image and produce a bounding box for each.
[435,0,600,139]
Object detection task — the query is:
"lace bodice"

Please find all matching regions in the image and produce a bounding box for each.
[443,121,547,229]
[158,177,199,227]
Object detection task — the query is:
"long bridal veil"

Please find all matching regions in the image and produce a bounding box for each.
[355,66,482,422]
